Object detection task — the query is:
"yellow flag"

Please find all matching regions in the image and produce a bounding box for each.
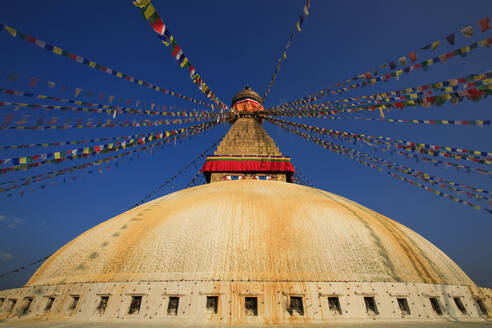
[180,57,189,68]
[53,46,63,55]
[431,40,440,51]
[133,0,150,8]
[19,157,27,164]
[296,21,301,32]
[143,3,156,20]
[4,25,16,37]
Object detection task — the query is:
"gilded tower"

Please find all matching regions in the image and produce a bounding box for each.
[202,86,295,183]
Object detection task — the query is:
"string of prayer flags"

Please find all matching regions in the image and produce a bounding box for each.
[266,117,492,177]
[133,134,225,207]
[272,35,492,109]
[0,126,209,188]
[269,71,491,111]
[268,83,492,120]
[0,23,212,108]
[2,113,206,131]
[0,255,51,279]
[0,131,166,151]
[186,168,205,188]
[0,119,220,177]
[267,117,492,167]
[1,129,167,168]
[292,164,314,187]
[269,113,490,127]
[269,120,491,213]
[132,0,227,110]
[262,0,311,99]
[1,121,219,196]
[0,88,214,119]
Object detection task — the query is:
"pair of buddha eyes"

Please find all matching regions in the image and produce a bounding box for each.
[224,175,272,181]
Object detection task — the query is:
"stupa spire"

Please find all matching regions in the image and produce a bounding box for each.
[201,86,295,182]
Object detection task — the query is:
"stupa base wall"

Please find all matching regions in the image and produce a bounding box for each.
[0,281,490,324]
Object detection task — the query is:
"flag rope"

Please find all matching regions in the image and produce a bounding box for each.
[133,0,227,110]
[270,120,492,213]
[267,117,492,165]
[0,122,221,196]
[267,83,492,118]
[266,118,492,176]
[132,133,225,207]
[0,87,214,119]
[262,0,311,99]
[0,23,212,107]
[269,72,491,111]
[272,36,492,109]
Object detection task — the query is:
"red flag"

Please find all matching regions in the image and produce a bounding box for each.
[478,17,491,32]
[172,45,181,57]
[408,52,417,62]
[3,113,13,127]
[30,77,40,87]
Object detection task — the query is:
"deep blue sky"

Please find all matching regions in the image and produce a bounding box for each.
[0,0,491,290]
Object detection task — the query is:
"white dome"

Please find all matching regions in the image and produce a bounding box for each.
[27,181,474,287]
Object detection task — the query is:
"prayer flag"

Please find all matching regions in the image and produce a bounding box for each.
[303,5,309,16]
[150,12,165,35]
[478,17,491,32]
[172,44,181,57]
[389,61,396,70]
[398,57,407,66]
[143,3,156,20]
[74,88,82,97]
[30,77,40,87]
[133,0,150,8]
[4,25,16,37]
[296,21,301,32]
[461,26,474,38]
[431,40,440,51]
[421,44,431,50]
[446,33,455,45]
[47,81,55,88]
[408,51,417,62]
[109,95,114,104]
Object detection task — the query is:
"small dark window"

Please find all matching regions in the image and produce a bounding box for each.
[397,298,411,315]
[328,297,342,315]
[364,297,379,315]
[20,297,33,315]
[429,297,442,315]
[206,296,218,314]
[167,296,179,316]
[0,298,4,308]
[453,297,466,314]
[7,299,17,313]
[68,296,79,312]
[96,296,109,314]
[289,296,304,316]
[128,296,142,315]
[245,297,258,316]
[44,297,55,312]
[476,299,488,316]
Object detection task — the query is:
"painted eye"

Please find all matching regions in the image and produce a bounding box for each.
[255,175,272,181]
[224,175,244,180]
